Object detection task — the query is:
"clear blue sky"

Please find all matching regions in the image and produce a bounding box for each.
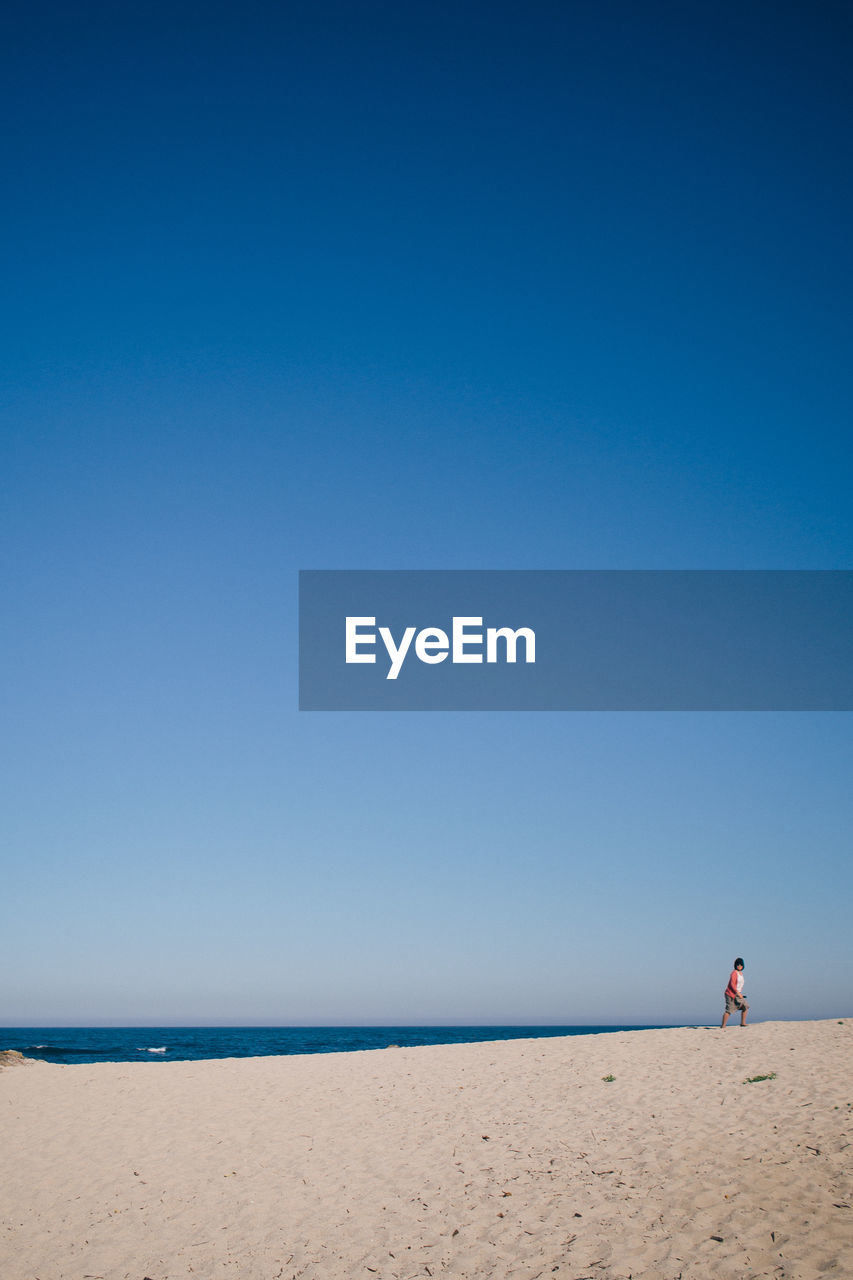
[2,1,851,1026]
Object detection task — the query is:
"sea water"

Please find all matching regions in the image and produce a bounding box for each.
[0,1025,671,1065]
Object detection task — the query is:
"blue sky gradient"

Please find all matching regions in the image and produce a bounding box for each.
[2,1,851,1025]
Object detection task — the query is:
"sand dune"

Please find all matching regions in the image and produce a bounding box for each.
[2,1019,851,1279]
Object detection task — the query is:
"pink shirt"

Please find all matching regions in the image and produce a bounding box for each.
[725,969,744,998]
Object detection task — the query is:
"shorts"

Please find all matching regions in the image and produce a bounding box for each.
[725,994,747,1013]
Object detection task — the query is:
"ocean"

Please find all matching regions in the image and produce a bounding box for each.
[0,1025,670,1065]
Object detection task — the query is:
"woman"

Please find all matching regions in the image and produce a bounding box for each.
[721,957,749,1027]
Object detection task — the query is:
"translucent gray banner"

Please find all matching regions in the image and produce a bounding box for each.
[298,571,853,710]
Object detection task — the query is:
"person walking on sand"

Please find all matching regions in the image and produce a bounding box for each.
[721,957,749,1027]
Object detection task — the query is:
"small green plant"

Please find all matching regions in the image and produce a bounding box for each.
[602,1073,616,1082]
[744,1072,777,1083]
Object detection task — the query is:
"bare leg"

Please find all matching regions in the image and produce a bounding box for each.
[740,1002,748,1027]
[721,1011,729,1028]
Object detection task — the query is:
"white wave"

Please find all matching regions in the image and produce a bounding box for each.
[139,1046,167,1053]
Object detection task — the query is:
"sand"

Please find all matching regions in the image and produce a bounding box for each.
[2,1019,851,1280]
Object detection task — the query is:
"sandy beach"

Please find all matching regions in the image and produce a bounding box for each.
[2,1019,851,1280]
